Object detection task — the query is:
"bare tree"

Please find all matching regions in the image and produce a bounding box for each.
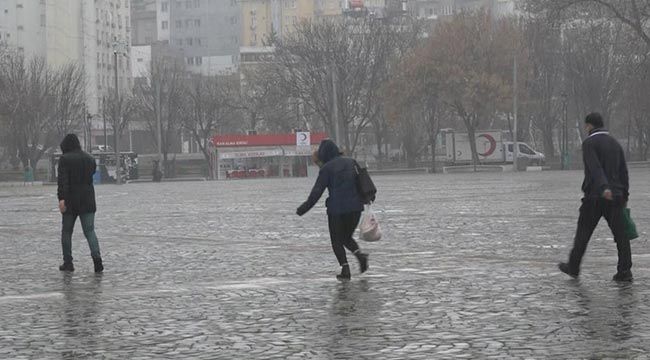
[522,17,563,160]
[528,0,650,48]
[52,63,86,138]
[238,67,294,132]
[134,57,185,176]
[0,54,86,176]
[102,90,138,149]
[271,18,401,152]
[181,74,238,179]
[562,18,629,130]
[417,11,520,169]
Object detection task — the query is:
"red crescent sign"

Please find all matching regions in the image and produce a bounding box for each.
[477,134,497,157]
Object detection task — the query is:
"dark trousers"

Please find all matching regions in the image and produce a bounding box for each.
[568,198,632,274]
[327,212,362,266]
[61,213,101,263]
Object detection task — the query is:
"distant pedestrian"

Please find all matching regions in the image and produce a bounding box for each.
[57,134,103,273]
[152,160,163,182]
[297,140,369,281]
[559,113,632,282]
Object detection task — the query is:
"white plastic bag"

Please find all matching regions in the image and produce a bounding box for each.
[359,206,382,242]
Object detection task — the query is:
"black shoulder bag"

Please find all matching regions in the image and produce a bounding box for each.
[353,160,377,204]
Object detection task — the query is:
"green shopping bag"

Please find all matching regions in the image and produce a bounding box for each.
[623,208,639,240]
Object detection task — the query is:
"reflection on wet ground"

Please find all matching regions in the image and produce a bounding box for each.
[0,170,649,358]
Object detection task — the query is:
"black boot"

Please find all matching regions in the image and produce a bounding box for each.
[558,262,578,279]
[59,262,74,272]
[93,257,104,273]
[336,264,351,281]
[355,252,369,274]
[612,271,633,282]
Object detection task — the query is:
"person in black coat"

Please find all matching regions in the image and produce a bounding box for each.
[297,139,369,280]
[559,113,632,282]
[57,134,103,273]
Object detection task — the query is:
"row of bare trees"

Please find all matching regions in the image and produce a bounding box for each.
[0,51,85,173]
[262,3,650,168]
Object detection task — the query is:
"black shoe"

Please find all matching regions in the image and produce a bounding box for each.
[93,257,104,273]
[336,265,351,281]
[558,262,578,279]
[59,262,75,272]
[612,271,633,282]
[356,252,369,274]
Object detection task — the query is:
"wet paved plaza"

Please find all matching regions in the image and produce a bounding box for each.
[1,169,649,359]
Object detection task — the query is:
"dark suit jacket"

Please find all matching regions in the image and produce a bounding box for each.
[581,128,629,201]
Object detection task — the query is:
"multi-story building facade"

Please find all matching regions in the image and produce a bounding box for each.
[240,0,341,47]
[0,0,132,144]
[409,0,517,20]
[131,0,157,45]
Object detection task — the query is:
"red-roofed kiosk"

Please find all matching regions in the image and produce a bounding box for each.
[211,132,328,180]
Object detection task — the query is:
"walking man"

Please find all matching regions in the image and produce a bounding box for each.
[57,134,104,273]
[559,113,632,282]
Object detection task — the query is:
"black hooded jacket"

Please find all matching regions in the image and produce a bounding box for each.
[581,128,629,201]
[57,134,97,214]
[297,140,364,216]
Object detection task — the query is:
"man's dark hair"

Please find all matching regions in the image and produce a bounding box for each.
[60,134,82,154]
[585,113,604,129]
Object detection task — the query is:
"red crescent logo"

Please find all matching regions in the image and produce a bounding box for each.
[477,134,497,157]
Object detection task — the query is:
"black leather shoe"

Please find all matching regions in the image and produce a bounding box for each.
[336,264,351,281]
[612,271,633,282]
[356,252,369,274]
[93,257,104,273]
[558,262,578,279]
[59,262,75,272]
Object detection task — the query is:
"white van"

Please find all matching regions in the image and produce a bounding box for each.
[504,142,546,165]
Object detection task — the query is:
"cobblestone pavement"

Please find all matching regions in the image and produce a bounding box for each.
[1,169,649,359]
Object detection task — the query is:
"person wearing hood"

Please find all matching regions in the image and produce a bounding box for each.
[297,139,369,280]
[558,113,632,282]
[57,134,104,273]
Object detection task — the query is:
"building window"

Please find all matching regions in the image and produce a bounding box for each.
[41,14,46,27]
[161,1,168,11]
[125,0,129,7]
[231,0,236,6]
[162,20,168,29]
[176,0,182,8]
[196,57,202,65]
[4,9,8,14]
[137,57,143,62]
[194,0,200,7]
[187,37,193,46]
[187,57,194,65]
[176,20,182,28]
[16,3,23,9]
[17,25,24,31]
[186,0,192,8]
[196,38,201,46]
[185,19,191,27]
[230,16,236,25]
[195,19,200,27]
[178,38,183,46]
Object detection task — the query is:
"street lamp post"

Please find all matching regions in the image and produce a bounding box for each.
[113,41,126,185]
[560,93,569,170]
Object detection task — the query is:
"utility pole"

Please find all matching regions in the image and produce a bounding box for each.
[155,77,164,177]
[561,93,568,170]
[103,95,107,149]
[331,62,340,146]
[512,54,519,172]
[113,41,126,185]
